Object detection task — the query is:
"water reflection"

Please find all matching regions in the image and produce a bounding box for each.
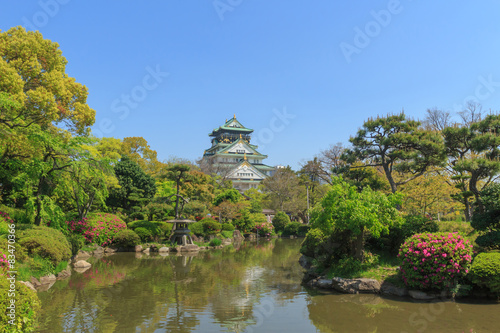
[35,239,499,333]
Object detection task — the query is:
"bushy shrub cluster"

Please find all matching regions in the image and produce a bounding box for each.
[19,226,71,265]
[283,222,303,236]
[128,220,171,240]
[272,211,290,232]
[134,227,152,242]
[0,252,9,272]
[0,274,41,332]
[201,218,221,236]
[255,222,274,237]
[398,232,473,290]
[65,213,126,246]
[113,229,141,247]
[469,252,500,294]
[221,223,235,231]
[190,221,204,236]
[66,233,86,256]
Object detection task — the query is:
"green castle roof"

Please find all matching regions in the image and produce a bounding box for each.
[209,116,253,136]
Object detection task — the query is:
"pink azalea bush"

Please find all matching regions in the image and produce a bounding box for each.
[398,232,473,290]
[66,213,127,247]
[255,222,274,237]
[0,252,9,273]
[0,211,13,235]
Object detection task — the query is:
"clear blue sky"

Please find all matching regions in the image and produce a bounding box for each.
[2,1,500,170]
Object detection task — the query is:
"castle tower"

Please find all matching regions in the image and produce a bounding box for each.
[202,115,275,191]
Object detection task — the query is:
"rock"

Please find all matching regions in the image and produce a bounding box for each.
[135,245,143,252]
[57,268,71,280]
[143,247,150,253]
[331,277,381,294]
[74,250,91,261]
[179,244,200,252]
[233,230,244,240]
[159,247,169,253]
[39,274,56,285]
[316,279,333,289]
[93,247,104,255]
[74,260,92,268]
[408,290,436,300]
[30,276,41,288]
[104,247,117,254]
[380,281,408,297]
[222,238,232,245]
[19,281,37,292]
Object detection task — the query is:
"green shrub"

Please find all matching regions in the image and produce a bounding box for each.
[475,231,500,250]
[113,229,141,247]
[272,211,290,232]
[0,273,41,332]
[209,238,222,247]
[255,222,274,237]
[469,252,500,294]
[399,232,473,290]
[66,233,86,256]
[221,230,233,239]
[233,211,255,232]
[202,218,221,236]
[298,225,310,236]
[190,221,204,236]
[301,228,326,257]
[134,227,153,242]
[128,220,171,238]
[221,223,235,231]
[283,222,302,236]
[19,226,71,265]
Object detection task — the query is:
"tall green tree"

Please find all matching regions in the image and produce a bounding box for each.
[343,113,446,193]
[107,157,156,213]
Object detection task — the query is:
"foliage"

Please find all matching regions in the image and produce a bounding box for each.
[0,211,13,235]
[343,113,445,193]
[66,213,127,246]
[112,229,141,247]
[255,222,274,237]
[220,230,233,239]
[18,226,71,265]
[300,228,326,257]
[183,200,208,219]
[164,164,191,218]
[121,136,164,177]
[471,183,500,250]
[209,238,222,247]
[261,166,300,211]
[134,227,153,242]
[283,222,302,236]
[469,252,500,294]
[0,273,41,333]
[232,210,256,233]
[213,188,242,206]
[398,232,473,290]
[272,211,290,232]
[107,156,156,212]
[127,220,171,239]
[370,214,439,253]
[66,233,86,256]
[202,218,221,236]
[190,221,204,236]
[311,176,403,260]
[212,200,246,223]
[221,223,235,231]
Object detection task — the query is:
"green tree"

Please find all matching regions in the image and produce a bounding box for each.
[164,164,191,218]
[107,157,156,213]
[471,183,500,250]
[344,113,446,193]
[311,176,402,261]
[213,188,242,206]
[261,166,299,211]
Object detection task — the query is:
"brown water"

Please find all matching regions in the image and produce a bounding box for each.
[35,239,499,333]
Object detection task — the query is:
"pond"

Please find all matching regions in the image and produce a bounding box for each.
[36,239,499,333]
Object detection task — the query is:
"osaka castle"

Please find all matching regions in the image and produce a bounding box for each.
[202,116,275,192]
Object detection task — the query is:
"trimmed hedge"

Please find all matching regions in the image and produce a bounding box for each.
[113,230,141,247]
[127,220,172,238]
[272,211,290,232]
[283,222,302,236]
[469,252,500,294]
[19,226,71,265]
[0,274,41,332]
[202,218,221,236]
